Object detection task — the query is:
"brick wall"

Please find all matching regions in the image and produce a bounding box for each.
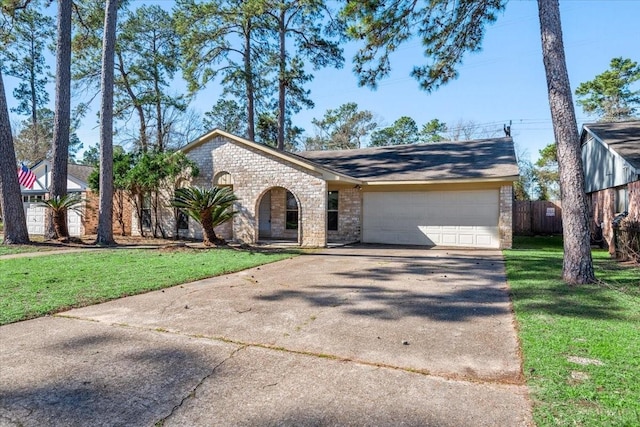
[327,187,362,242]
[83,190,133,236]
[499,185,513,249]
[185,136,328,247]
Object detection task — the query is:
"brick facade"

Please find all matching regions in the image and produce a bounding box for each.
[83,190,133,236]
[499,185,513,249]
[185,136,328,247]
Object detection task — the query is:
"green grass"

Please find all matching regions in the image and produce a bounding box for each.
[505,236,640,426]
[0,236,57,256]
[0,248,297,325]
[0,243,50,256]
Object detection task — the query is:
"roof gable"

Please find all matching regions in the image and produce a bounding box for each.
[22,161,93,192]
[582,121,640,170]
[179,129,361,184]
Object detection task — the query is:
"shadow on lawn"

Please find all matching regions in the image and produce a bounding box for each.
[507,253,630,320]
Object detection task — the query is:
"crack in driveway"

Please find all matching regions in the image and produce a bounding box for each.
[154,345,247,426]
[56,315,523,387]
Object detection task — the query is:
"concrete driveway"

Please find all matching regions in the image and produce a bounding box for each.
[0,246,532,426]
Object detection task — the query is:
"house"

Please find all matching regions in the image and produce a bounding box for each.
[581,120,640,253]
[161,129,518,249]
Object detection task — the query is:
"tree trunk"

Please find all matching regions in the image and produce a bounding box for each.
[96,0,118,246]
[116,190,125,236]
[244,18,255,141]
[46,0,72,240]
[277,8,286,151]
[29,38,39,153]
[0,71,30,245]
[538,0,595,284]
[200,209,215,246]
[117,51,148,153]
[52,209,67,241]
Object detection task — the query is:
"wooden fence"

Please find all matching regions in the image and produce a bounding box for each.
[514,200,563,235]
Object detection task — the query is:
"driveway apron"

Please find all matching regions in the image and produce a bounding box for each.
[0,246,532,426]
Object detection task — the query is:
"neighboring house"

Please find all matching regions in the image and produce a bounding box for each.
[581,120,640,253]
[20,161,94,236]
[146,129,518,249]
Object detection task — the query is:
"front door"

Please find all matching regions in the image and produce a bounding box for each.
[258,191,271,238]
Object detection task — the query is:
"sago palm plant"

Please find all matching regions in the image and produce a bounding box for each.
[170,186,238,246]
[39,193,83,240]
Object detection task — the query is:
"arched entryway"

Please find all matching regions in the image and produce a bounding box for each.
[257,187,300,244]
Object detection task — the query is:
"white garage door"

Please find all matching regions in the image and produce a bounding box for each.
[25,203,46,235]
[24,202,83,237]
[362,190,499,248]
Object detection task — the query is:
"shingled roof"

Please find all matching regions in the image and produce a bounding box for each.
[583,121,640,170]
[297,137,519,182]
[68,163,95,184]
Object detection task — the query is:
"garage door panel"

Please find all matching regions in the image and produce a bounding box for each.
[24,201,83,237]
[363,190,499,248]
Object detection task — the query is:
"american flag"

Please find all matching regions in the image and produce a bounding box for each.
[17,164,37,189]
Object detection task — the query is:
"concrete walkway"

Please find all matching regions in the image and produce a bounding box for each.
[0,246,533,426]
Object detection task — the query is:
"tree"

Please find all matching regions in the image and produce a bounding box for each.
[0,3,30,245]
[46,0,73,240]
[342,0,595,284]
[73,3,185,153]
[13,108,83,165]
[535,143,559,200]
[256,111,303,151]
[0,4,54,152]
[176,0,271,141]
[513,146,536,201]
[80,144,100,166]
[117,5,185,152]
[88,148,133,236]
[203,99,248,136]
[538,0,594,283]
[575,57,640,121]
[171,186,238,246]
[96,0,118,246]
[446,119,501,141]
[0,71,30,244]
[13,108,53,164]
[263,1,344,150]
[125,151,198,238]
[370,116,419,146]
[420,119,448,142]
[304,102,377,150]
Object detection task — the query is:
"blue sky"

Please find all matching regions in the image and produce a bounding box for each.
[3,0,640,163]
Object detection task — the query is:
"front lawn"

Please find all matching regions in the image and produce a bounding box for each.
[0,247,297,325]
[0,236,60,256]
[505,236,640,426]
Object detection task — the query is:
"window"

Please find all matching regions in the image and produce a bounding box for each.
[142,194,152,230]
[214,171,233,187]
[615,186,628,213]
[286,191,298,230]
[22,194,44,203]
[328,191,339,231]
[177,210,189,230]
